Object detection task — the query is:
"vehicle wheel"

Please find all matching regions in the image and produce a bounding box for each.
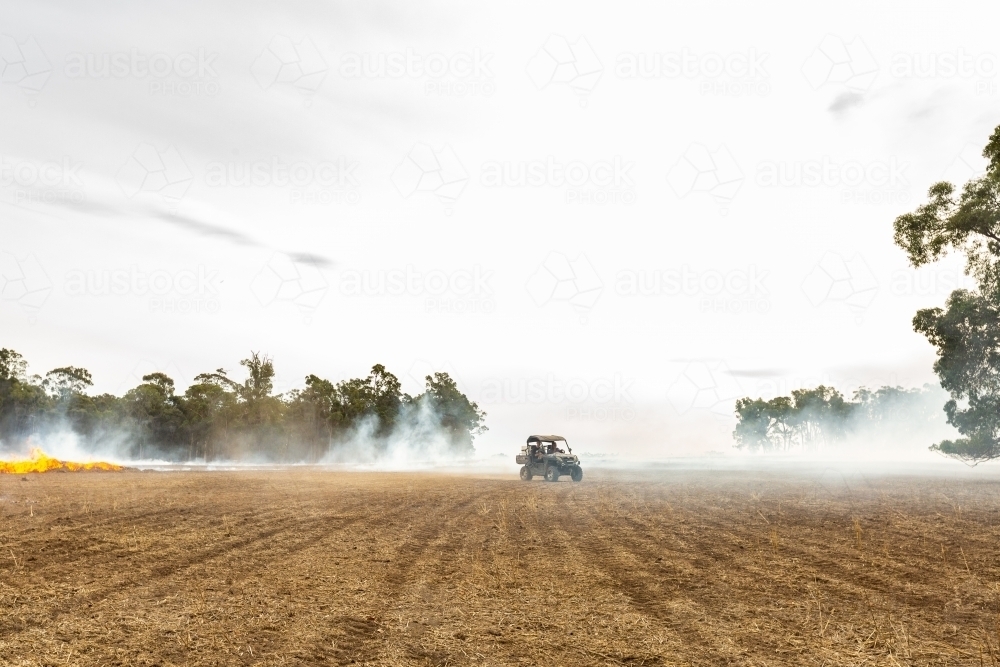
[570,466,583,482]
[519,466,533,481]
[545,466,559,483]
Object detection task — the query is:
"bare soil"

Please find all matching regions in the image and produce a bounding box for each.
[2,467,1000,665]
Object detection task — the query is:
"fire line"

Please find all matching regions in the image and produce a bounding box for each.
[0,448,125,474]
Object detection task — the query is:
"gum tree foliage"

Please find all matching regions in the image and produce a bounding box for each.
[0,348,487,461]
[0,349,46,438]
[734,386,849,452]
[419,372,488,451]
[893,124,1000,462]
[121,373,184,459]
[733,384,949,452]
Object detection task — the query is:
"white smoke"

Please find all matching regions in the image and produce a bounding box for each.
[2,427,141,466]
[320,397,488,470]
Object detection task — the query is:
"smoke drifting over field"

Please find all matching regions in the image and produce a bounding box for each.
[320,399,481,470]
[5,413,486,472]
[0,348,488,468]
[0,345,971,471]
[731,383,964,464]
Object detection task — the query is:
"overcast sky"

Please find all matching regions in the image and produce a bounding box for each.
[2,0,999,457]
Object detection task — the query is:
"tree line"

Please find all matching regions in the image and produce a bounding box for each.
[0,348,487,461]
[733,384,951,452]
[735,123,1000,463]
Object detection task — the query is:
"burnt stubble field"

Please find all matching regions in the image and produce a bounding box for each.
[2,467,1000,666]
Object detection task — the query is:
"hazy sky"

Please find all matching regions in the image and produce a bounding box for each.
[2,0,999,456]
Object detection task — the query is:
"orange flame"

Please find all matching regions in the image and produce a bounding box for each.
[0,448,124,474]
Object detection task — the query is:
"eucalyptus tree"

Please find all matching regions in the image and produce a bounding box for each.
[894,125,1000,462]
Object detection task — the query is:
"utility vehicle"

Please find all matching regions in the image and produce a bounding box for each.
[515,435,582,482]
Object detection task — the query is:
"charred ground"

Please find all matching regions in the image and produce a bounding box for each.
[1,467,999,665]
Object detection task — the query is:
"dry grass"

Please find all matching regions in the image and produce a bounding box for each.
[2,467,1000,665]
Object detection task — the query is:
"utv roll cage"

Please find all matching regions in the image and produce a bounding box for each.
[525,435,572,453]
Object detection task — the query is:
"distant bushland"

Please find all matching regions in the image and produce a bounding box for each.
[0,348,486,462]
[732,384,954,453]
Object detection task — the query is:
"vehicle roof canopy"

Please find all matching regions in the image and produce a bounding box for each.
[526,435,566,444]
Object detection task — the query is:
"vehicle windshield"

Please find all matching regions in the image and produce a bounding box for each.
[533,441,569,454]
